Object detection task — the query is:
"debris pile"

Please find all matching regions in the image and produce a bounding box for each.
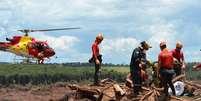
[52,76,201,101]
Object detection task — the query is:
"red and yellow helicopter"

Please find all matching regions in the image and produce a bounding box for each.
[0,27,80,64]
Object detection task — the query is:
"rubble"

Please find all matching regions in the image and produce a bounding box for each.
[0,76,201,101]
[62,75,201,101]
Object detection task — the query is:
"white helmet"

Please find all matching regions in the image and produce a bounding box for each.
[168,81,185,96]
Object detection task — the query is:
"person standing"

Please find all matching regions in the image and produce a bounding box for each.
[172,42,185,76]
[130,41,152,95]
[89,33,104,86]
[158,41,176,97]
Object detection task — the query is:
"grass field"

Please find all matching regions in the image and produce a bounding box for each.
[0,64,129,75]
[0,64,129,85]
[0,63,200,86]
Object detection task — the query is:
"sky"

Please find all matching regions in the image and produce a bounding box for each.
[0,0,201,64]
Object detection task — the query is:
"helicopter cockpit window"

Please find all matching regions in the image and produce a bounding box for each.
[43,44,50,49]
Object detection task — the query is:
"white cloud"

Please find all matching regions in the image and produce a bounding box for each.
[1,0,123,25]
[136,22,179,61]
[138,0,192,17]
[0,0,200,63]
[102,37,140,54]
[101,37,140,63]
[148,23,177,45]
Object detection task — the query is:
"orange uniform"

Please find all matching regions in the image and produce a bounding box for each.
[158,49,174,69]
[172,49,184,62]
[92,42,100,59]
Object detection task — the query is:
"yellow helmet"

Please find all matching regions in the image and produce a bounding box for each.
[96,33,104,41]
[176,42,183,48]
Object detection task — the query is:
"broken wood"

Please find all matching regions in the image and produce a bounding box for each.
[68,84,100,95]
[153,86,164,92]
[142,87,151,91]
[100,78,115,84]
[126,78,133,88]
[185,81,201,89]
[154,89,161,97]
[97,93,104,101]
[67,78,201,101]
[101,83,114,92]
[148,92,155,101]
[171,96,185,101]
[103,93,115,99]
[172,74,185,83]
[113,84,126,96]
[100,83,116,100]
[132,98,141,101]
[152,90,157,101]
[100,78,110,84]
[78,88,100,95]
[185,85,196,94]
[126,73,133,88]
[140,90,153,101]
[194,97,201,101]
[68,84,79,90]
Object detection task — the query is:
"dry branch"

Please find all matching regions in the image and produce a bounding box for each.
[171,96,185,101]
[142,87,151,91]
[194,97,201,101]
[67,77,201,101]
[100,78,115,84]
[185,81,201,89]
[68,84,100,95]
[172,74,185,83]
[153,86,164,92]
[140,90,153,101]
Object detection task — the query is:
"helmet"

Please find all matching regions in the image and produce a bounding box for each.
[168,81,185,96]
[96,33,104,41]
[176,42,183,48]
[160,41,166,47]
[141,41,152,49]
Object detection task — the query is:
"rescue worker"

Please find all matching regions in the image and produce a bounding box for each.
[89,33,104,86]
[130,41,152,95]
[172,42,186,76]
[158,41,176,97]
[193,63,201,70]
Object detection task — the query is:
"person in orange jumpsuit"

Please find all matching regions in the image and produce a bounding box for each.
[158,41,176,97]
[89,33,104,86]
[172,42,186,76]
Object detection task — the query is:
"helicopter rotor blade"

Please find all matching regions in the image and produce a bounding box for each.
[18,27,80,33]
[18,27,80,36]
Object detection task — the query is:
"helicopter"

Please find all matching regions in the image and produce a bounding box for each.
[0,27,80,64]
